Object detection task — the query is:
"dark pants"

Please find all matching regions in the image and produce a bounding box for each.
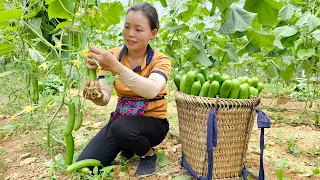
[77,115,169,167]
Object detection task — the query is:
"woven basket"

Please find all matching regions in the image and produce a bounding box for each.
[175,91,260,179]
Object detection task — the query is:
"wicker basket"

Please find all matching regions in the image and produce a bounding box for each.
[175,91,260,179]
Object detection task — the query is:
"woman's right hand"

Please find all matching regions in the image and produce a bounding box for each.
[83,80,104,104]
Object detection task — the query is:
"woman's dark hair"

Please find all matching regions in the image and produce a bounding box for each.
[127,2,159,30]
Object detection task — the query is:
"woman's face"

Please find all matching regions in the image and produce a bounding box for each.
[122,10,157,53]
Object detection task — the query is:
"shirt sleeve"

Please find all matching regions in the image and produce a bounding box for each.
[150,55,171,81]
[118,66,166,99]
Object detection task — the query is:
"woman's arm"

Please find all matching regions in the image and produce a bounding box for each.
[94,79,113,106]
[118,66,166,99]
[82,80,113,106]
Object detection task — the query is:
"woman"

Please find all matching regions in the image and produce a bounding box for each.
[78,2,171,178]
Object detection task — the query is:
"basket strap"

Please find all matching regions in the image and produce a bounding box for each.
[242,108,271,180]
[256,108,271,180]
[181,107,218,180]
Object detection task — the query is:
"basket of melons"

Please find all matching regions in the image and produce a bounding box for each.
[174,67,262,179]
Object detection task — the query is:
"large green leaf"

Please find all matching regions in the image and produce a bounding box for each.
[27,18,43,37]
[48,0,73,19]
[220,5,256,34]
[216,0,236,13]
[244,0,283,25]
[166,0,188,11]
[247,29,275,50]
[296,12,320,32]
[197,48,212,67]
[0,9,23,21]
[177,1,198,23]
[156,152,169,168]
[278,3,299,21]
[281,63,295,84]
[264,63,279,79]
[297,48,315,59]
[0,43,13,55]
[222,43,238,62]
[274,25,298,38]
[311,30,320,41]
[99,2,123,29]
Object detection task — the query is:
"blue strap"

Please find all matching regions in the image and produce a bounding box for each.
[181,107,218,180]
[255,108,271,180]
[243,108,271,180]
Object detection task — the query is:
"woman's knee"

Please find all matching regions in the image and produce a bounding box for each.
[110,118,139,143]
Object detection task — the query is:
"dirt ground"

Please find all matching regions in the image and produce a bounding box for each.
[0,93,319,180]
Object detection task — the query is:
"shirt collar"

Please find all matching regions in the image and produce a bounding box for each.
[118,44,154,71]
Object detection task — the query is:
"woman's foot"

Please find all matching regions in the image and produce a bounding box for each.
[136,153,157,178]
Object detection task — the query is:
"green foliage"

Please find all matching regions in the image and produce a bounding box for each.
[0,123,22,140]
[156,151,169,168]
[244,0,283,25]
[286,137,301,158]
[172,176,193,180]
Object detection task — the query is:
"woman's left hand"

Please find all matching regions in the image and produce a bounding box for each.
[86,46,124,74]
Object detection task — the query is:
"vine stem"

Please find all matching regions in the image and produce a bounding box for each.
[23,20,59,57]
[47,97,65,159]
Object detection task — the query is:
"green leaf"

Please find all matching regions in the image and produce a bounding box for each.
[297,48,315,59]
[172,176,193,180]
[222,43,238,62]
[274,25,298,38]
[0,43,13,55]
[296,12,320,32]
[275,169,284,180]
[24,4,43,19]
[0,9,23,21]
[278,3,297,21]
[48,0,73,19]
[220,5,256,34]
[100,165,116,174]
[160,0,167,8]
[99,2,123,29]
[216,0,236,13]
[281,63,295,84]
[93,166,98,175]
[178,2,198,23]
[311,30,320,41]
[28,48,45,62]
[164,25,188,32]
[197,47,212,67]
[55,21,71,30]
[313,168,320,175]
[172,4,188,19]
[45,0,56,4]
[244,0,283,25]
[156,152,169,168]
[167,0,188,11]
[275,159,289,167]
[264,63,279,79]
[247,29,275,50]
[27,18,43,37]
[280,33,299,48]
[0,124,22,131]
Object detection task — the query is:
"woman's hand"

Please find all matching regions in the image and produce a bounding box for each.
[86,46,124,75]
[83,80,105,104]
